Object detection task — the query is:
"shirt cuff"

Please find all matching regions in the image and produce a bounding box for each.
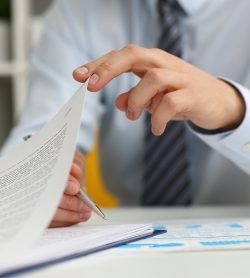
[189,79,250,173]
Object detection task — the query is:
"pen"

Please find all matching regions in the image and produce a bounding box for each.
[23,134,106,220]
[77,187,106,220]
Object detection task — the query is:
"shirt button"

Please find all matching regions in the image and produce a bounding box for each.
[243,142,250,152]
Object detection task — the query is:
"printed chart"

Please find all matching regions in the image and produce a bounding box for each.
[113,219,250,252]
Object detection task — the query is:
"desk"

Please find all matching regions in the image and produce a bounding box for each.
[26,206,250,278]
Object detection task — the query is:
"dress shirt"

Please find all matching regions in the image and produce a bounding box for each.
[2,0,250,205]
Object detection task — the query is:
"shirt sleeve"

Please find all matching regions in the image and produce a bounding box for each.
[1,0,104,155]
[189,79,250,174]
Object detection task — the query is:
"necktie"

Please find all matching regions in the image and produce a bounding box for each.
[141,0,192,206]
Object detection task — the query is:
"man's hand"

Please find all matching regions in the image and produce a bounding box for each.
[49,150,91,228]
[73,44,245,136]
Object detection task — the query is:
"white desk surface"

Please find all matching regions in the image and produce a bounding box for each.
[25,206,250,278]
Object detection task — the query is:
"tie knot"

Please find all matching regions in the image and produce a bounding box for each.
[158,0,178,18]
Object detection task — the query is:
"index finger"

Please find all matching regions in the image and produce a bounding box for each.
[78,45,157,91]
[73,50,118,83]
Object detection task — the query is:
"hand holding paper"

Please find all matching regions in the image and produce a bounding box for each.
[0,85,87,263]
[50,150,91,228]
[0,83,154,277]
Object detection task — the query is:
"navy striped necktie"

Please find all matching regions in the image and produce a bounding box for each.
[141,0,192,206]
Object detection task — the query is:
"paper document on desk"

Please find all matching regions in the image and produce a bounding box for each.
[107,218,250,253]
[0,83,155,276]
[2,223,153,276]
[0,85,86,264]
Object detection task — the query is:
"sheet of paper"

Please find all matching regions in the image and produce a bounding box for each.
[0,84,86,264]
[103,218,250,254]
[0,83,155,276]
[1,224,153,276]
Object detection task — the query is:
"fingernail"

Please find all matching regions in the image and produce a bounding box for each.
[89,74,100,85]
[126,108,135,119]
[66,181,77,194]
[75,66,89,75]
[80,212,85,220]
[152,126,162,136]
[80,212,90,221]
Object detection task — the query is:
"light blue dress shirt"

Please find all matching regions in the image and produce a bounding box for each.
[2,0,250,205]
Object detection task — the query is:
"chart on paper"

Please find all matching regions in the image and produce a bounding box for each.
[104,218,250,253]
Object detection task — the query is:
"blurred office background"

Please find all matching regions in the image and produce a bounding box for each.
[0,0,51,144]
[0,0,117,207]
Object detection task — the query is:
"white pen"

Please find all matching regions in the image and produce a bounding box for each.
[23,134,106,220]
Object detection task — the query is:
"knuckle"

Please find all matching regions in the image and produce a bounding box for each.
[151,47,164,55]
[124,44,140,54]
[147,68,162,80]
[123,44,147,65]
[162,95,177,110]
[151,47,170,57]
[98,61,114,73]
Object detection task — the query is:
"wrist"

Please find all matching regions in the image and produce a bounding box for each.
[220,79,246,131]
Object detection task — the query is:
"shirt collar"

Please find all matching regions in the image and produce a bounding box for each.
[178,0,209,15]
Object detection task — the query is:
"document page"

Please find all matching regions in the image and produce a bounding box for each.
[0,85,86,264]
[1,223,153,275]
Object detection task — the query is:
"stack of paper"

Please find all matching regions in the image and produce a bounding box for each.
[1,223,153,277]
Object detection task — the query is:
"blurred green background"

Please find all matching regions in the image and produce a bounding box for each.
[0,0,10,18]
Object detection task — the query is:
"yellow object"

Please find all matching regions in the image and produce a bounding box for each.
[85,142,118,208]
